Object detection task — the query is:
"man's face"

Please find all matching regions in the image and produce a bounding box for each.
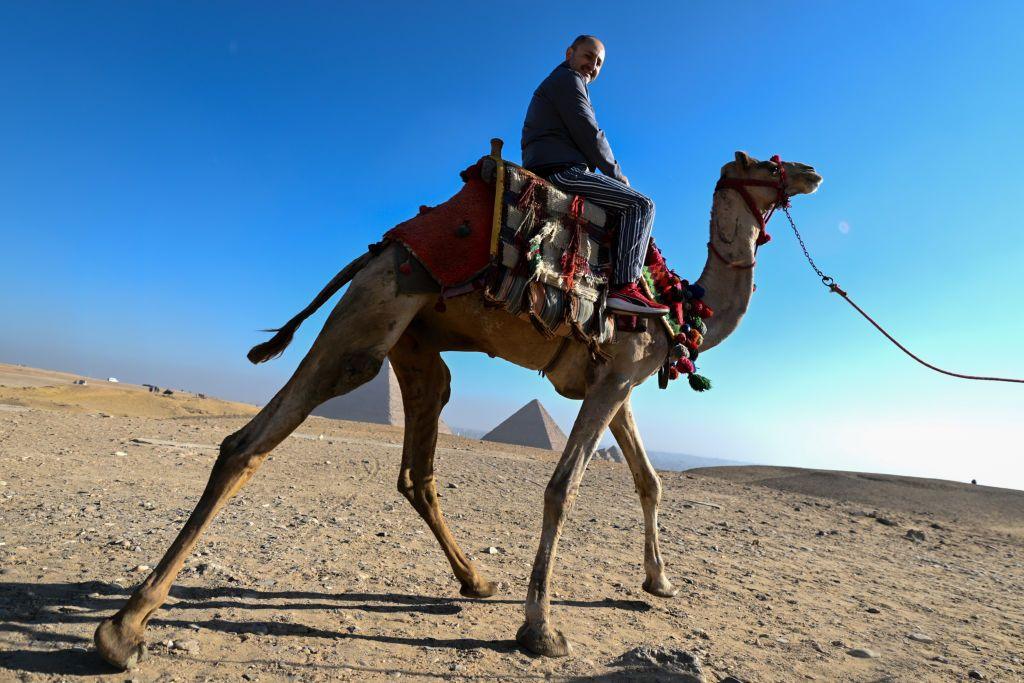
[565,39,605,84]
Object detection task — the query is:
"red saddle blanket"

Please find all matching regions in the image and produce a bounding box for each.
[383,160,493,288]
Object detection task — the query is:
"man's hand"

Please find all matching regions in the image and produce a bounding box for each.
[621,174,630,187]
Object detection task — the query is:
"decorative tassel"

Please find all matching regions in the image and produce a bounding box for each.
[688,374,712,392]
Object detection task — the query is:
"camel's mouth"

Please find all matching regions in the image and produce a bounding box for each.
[788,169,823,196]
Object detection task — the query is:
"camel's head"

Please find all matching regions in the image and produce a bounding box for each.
[709,152,823,267]
[722,151,823,200]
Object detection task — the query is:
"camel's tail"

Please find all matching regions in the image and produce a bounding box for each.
[247,250,375,364]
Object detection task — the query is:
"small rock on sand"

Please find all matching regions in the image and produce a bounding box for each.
[172,639,199,652]
[610,646,704,682]
[847,648,879,659]
[907,632,935,644]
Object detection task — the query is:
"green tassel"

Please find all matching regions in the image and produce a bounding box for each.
[641,267,657,298]
[688,373,712,392]
[688,316,707,335]
[641,267,682,334]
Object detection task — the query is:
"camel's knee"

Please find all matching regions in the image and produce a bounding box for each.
[411,478,439,510]
[634,471,662,507]
[543,480,574,513]
[216,431,264,474]
[397,471,415,504]
[398,471,438,512]
[642,475,662,505]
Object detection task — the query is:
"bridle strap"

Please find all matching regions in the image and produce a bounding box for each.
[713,155,789,247]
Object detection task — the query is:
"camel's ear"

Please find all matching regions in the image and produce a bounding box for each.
[734,151,752,170]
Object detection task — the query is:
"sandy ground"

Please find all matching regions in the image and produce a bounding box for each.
[1,364,1022,682]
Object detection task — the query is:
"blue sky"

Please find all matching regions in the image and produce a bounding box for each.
[2,3,1022,488]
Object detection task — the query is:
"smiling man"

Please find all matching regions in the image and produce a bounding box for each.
[521,35,667,317]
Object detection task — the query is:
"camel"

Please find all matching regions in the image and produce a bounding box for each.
[94,150,822,668]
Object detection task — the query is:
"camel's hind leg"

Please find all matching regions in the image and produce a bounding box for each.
[389,334,497,598]
[94,255,430,670]
[609,398,678,598]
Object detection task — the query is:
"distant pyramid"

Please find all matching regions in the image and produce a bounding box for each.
[312,359,452,434]
[593,445,625,464]
[482,399,567,451]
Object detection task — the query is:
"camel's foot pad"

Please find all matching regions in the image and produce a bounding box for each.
[643,576,680,598]
[516,621,571,657]
[94,617,148,670]
[459,579,499,599]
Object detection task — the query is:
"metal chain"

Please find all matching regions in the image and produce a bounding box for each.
[782,206,834,288]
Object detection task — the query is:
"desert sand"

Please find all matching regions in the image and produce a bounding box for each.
[1,362,1022,681]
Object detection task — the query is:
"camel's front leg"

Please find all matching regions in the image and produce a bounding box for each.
[610,398,678,598]
[516,374,631,657]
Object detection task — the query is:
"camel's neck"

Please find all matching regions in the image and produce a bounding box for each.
[693,192,757,352]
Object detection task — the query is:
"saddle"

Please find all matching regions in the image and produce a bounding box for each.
[384,145,617,353]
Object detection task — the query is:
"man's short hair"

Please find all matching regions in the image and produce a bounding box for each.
[570,35,600,49]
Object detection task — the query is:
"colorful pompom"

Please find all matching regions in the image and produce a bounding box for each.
[688,374,712,392]
[640,245,712,392]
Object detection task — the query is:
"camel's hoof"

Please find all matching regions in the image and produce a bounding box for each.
[459,579,498,599]
[643,577,680,598]
[516,621,571,657]
[94,617,147,670]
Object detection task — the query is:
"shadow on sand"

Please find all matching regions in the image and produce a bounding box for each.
[0,580,652,677]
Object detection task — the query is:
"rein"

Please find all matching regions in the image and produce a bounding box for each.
[780,206,1024,385]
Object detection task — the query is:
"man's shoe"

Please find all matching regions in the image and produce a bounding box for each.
[607,282,670,317]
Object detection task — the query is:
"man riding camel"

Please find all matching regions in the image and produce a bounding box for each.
[522,35,668,317]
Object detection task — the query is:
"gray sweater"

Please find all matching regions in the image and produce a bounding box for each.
[521,62,625,182]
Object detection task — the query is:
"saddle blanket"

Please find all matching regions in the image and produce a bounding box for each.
[384,155,616,346]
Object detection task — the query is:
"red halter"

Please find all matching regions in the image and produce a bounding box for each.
[713,154,789,248]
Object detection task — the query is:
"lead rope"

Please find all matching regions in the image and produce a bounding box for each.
[782,206,1024,384]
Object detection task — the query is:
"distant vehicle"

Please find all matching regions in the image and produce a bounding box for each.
[107,377,119,383]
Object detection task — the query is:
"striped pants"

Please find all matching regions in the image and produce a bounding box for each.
[549,165,655,285]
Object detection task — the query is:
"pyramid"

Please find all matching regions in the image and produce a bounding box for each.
[593,445,625,464]
[312,359,452,434]
[481,399,567,451]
